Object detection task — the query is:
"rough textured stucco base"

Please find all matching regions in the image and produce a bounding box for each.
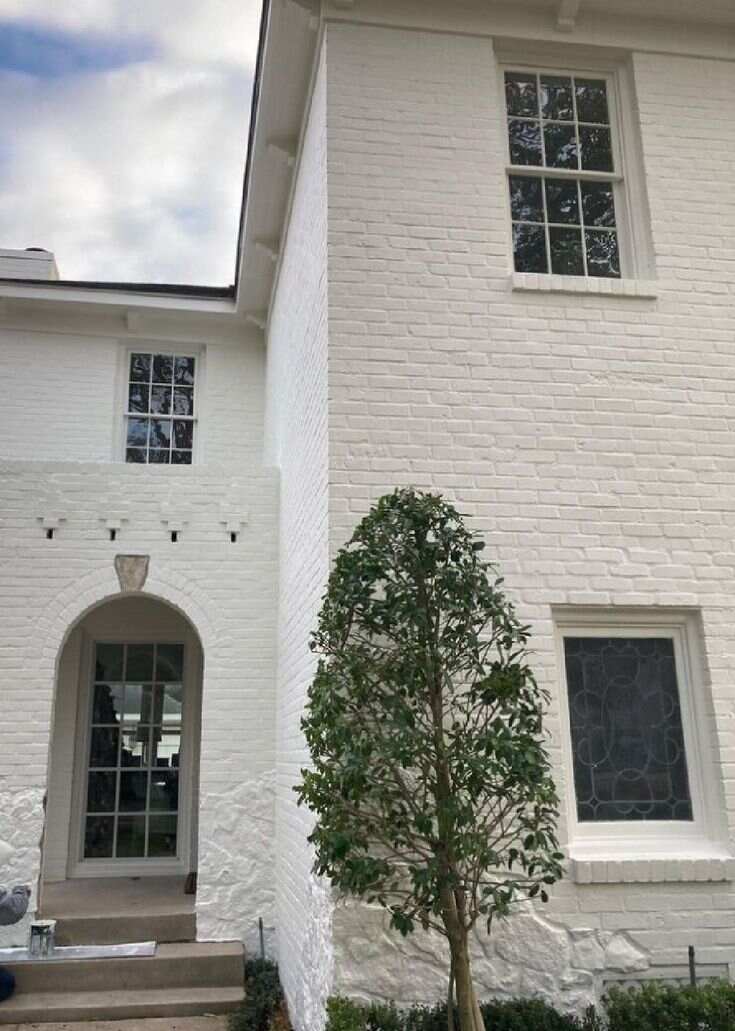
[196,771,276,953]
[333,905,649,1014]
[0,788,44,948]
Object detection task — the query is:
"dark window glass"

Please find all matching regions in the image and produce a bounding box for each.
[173,421,193,450]
[174,356,196,385]
[129,353,151,382]
[126,448,146,464]
[545,179,579,224]
[87,771,117,813]
[128,383,149,413]
[119,771,149,812]
[95,644,123,683]
[152,354,174,383]
[85,816,114,858]
[585,230,621,278]
[580,125,613,172]
[92,683,124,724]
[150,771,179,811]
[171,450,193,465]
[581,181,616,227]
[508,120,542,166]
[148,815,178,857]
[126,419,149,448]
[575,78,609,123]
[563,637,693,822]
[126,644,154,681]
[117,815,147,857]
[512,224,547,273]
[550,226,584,275]
[540,75,574,120]
[156,644,184,683]
[173,388,194,417]
[90,727,119,768]
[149,420,171,449]
[504,72,538,117]
[544,123,578,169]
[150,385,172,415]
[509,176,544,222]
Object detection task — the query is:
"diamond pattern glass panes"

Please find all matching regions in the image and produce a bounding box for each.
[84,642,184,860]
[504,70,620,278]
[563,637,693,823]
[126,352,195,464]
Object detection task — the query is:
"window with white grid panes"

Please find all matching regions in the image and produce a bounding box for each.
[504,69,622,278]
[84,642,184,861]
[125,352,195,464]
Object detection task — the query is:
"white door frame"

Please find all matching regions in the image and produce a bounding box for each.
[67,627,201,879]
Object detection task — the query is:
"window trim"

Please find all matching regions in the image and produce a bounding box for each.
[116,343,204,465]
[497,54,653,282]
[553,609,728,861]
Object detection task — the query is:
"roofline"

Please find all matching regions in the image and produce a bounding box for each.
[0,278,234,299]
[233,0,272,301]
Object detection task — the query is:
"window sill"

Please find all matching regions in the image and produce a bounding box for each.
[570,853,735,885]
[511,272,658,299]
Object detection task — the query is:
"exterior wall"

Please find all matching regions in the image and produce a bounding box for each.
[0,327,265,465]
[324,15,735,1013]
[266,40,332,1031]
[0,318,278,951]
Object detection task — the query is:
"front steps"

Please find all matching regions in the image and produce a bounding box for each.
[0,942,245,1024]
[6,879,246,1023]
[40,877,196,946]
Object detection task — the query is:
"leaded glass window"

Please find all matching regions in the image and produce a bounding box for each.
[504,70,621,278]
[126,352,196,465]
[563,636,693,823]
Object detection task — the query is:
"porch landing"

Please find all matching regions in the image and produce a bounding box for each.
[40,878,195,945]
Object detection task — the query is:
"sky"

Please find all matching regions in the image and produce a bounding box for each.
[0,1,263,285]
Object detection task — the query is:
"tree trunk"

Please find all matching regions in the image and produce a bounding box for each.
[449,934,481,1031]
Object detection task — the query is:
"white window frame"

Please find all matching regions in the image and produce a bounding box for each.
[554,609,728,861]
[497,50,654,282]
[115,343,205,465]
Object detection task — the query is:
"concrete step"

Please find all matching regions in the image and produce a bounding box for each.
[2,942,244,995]
[50,910,196,946]
[0,985,244,1024]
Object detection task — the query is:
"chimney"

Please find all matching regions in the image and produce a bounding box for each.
[0,248,60,281]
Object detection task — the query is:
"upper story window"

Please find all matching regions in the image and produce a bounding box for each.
[504,69,622,278]
[125,352,196,465]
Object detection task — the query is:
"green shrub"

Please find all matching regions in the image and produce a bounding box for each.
[325,996,599,1031]
[603,980,735,1031]
[229,958,285,1031]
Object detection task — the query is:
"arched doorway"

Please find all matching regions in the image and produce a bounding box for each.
[42,595,203,888]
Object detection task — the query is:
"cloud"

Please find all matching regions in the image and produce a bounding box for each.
[0,2,262,284]
[0,22,157,77]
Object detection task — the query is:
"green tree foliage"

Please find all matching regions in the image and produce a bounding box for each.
[297,489,564,1031]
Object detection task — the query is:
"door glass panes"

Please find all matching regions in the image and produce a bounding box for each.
[504,71,620,278]
[126,352,196,465]
[84,642,184,860]
[563,637,693,823]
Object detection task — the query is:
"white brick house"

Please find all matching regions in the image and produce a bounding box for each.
[1,0,735,1025]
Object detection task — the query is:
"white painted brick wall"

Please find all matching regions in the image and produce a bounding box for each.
[323,16,735,1012]
[0,438,277,947]
[267,42,333,1031]
[0,328,265,465]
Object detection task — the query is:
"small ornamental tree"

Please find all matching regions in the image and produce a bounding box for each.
[297,489,564,1031]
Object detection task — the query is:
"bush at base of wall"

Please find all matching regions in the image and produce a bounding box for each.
[326,981,735,1031]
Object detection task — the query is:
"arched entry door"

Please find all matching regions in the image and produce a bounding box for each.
[43,596,202,883]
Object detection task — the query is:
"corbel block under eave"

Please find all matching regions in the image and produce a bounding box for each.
[255,239,280,264]
[333,0,355,8]
[267,138,297,167]
[556,0,581,31]
[125,309,143,333]
[245,311,268,331]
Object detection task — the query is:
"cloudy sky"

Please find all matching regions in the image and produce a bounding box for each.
[0,1,262,285]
